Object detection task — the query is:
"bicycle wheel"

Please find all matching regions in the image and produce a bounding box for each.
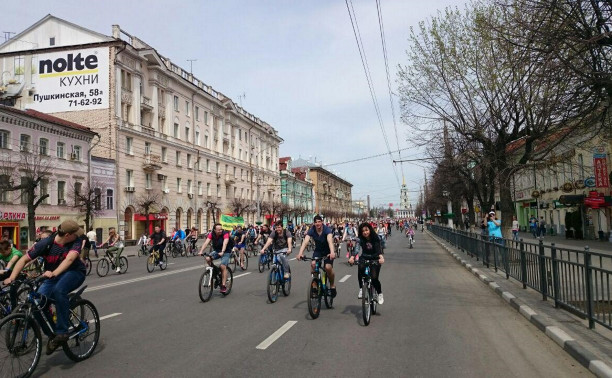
[223,267,233,296]
[84,257,92,276]
[171,246,178,258]
[307,278,321,319]
[241,253,248,271]
[258,254,265,273]
[62,299,100,362]
[118,256,128,274]
[267,267,279,303]
[282,274,291,297]
[362,281,371,326]
[96,258,109,277]
[0,312,42,377]
[323,275,334,309]
[159,253,168,270]
[138,247,143,258]
[146,254,156,273]
[229,252,237,272]
[198,269,213,302]
[371,284,378,315]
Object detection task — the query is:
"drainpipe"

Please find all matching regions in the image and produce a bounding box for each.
[87,133,100,229]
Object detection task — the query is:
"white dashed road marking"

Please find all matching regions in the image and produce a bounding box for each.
[338,275,351,283]
[256,321,298,350]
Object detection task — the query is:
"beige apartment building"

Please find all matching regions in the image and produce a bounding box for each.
[0,15,282,240]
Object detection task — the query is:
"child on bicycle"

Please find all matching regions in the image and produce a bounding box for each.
[349,222,384,305]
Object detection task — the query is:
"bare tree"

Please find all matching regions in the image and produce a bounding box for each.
[69,179,106,231]
[230,198,250,218]
[206,200,220,224]
[135,190,161,236]
[277,203,291,224]
[0,150,52,242]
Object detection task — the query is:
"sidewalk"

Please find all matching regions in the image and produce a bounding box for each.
[429,231,612,378]
[515,231,612,255]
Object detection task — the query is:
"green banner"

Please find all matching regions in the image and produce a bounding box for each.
[220,214,244,231]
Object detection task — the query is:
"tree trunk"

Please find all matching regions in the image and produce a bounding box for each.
[498,171,515,239]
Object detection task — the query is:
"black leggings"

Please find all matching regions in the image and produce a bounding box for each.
[357,262,382,294]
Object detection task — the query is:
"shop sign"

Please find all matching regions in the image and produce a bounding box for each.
[562,182,574,193]
[34,215,61,221]
[133,213,168,221]
[531,190,540,198]
[584,177,596,188]
[553,200,567,209]
[30,47,110,113]
[516,191,524,199]
[584,191,607,209]
[0,212,26,221]
[593,153,609,188]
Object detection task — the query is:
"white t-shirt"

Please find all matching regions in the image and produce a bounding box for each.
[86,230,97,242]
[512,220,519,231]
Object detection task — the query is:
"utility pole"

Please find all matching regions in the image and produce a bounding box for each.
[187,59,197,75]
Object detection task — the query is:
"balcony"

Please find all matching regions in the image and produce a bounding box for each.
[141,95,153,111]
[121,87,133,104]
[223,132,230,144]
[143,154,162,171]
[224,174,235,185]
[158,102,166,117]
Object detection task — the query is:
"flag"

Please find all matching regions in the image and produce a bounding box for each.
[220,214,245,231]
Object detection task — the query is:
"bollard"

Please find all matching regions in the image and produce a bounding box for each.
[520,238,527,289]
[551,243,560,308]
[584,247,595,329]
[539,239,547,301]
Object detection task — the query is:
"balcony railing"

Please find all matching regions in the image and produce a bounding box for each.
[141,95,153,110]
[143,154,162,171]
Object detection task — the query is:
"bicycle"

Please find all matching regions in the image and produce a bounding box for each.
[301,255,333,319]
[137,242,150,257]
[146,247,168,273]
[355,260,379,326]
[258,248,273,273]
[266,252,291,303]
[185,239,198,257]
[198,254,233,302]
[408,234,414,249]
[246,238,257,257]
[96,248,128,277]
[229,247,248,271]
[0,273,32,319]
[0,275,100,377]
[168,239,185,258]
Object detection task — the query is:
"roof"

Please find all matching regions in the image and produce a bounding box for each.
[279,157,291,163]
[0,105,95,134]
[0,14,113,51]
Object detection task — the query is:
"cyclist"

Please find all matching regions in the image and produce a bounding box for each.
[255,224,271,250]
[186,227,198,252]
[407,225,415,245]
[102,227,124,273]
[198,223,234,294]
[297,215,337,297]
[3,220,86,354]
[377,222,388,250]
[171,226,186,255]
[260,222,293,278]
[233,226,247,269]
[343,222,359,258]
[0,239,23,272]
[349,222,384,304]
[137,232,149,255]
[150,226,167,265]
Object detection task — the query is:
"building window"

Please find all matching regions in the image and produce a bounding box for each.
[57,181,65,204]
[73,146,81,161]
[162,176,168,191]
[173,96,179,111]
[39,179,48,204]
[144,142,151,155]
[49,37,55,46]
[185,101,190,116]
[204,111,209,125]
[198,181,202,195]
[74,182,82,205]
[94,188,101,210]
[187,179,193,194]
[177,178,182,193]
[206,159,210,172]
[121,70,132,90]
[0,130,9,149]
[39,138,49,156]
[216,162,220,174]
[207,183,211,196]
[185,125,190,142]
[204,134,209,148]
[19,134,30,152]
[195,129,200,145]
[187,154,192,169]
[197,157,202,171]
[176,151,182,166]
[173,123,179,138]
[145,173,152,189]
[126,137,133,154]
[14,56,25,83]
[216,184,221,198]
[20,178,29,204]
[126,170,134,187]
[195,106,200,121]
[161,147,167,162]
[106,189,113,210]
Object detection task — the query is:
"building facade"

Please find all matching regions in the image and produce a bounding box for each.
[0,15,282,241]
[0,106,97,249]
[292,158,352,223]
[279,157,314,225]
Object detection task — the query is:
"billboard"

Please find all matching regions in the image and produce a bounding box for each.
[30,47,109,112]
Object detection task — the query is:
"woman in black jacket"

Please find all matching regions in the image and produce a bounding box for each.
[349,222,385,304]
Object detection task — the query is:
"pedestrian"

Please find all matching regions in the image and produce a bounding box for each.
[511,216,519,241]
[86,227,98,258]
[529,215,537,238]
[538,216,546,239]
[487,211,503,244]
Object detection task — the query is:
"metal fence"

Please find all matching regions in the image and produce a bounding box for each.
[429,224,612,331]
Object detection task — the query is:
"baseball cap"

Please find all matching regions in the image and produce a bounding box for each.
[58,220,84,236]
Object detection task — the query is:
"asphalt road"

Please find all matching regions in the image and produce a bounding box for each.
[33,230,591,377]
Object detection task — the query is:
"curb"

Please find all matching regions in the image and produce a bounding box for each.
[429,232,612,378]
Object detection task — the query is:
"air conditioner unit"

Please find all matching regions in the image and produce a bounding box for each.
[163,189,170,194]
[69,153,78,160]
[188,193,194,199]
[125,186,135,192]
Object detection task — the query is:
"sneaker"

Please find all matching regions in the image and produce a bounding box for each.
[330,287,337,298]
[377,293,384,305]
[116,267,121,273]
[46,334,68,355]
[158,261,164,266]
[284,272,290,279]
[220,285,228,294]
[358,288,363,299]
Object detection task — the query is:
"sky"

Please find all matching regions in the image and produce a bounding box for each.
[3,0,467,209]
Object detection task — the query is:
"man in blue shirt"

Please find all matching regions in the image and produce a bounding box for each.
[172,226,186,253]
[297,215,337,297]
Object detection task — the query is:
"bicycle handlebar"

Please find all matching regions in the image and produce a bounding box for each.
[300,255,330,261]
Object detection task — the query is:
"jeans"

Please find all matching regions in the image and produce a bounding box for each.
[512,230,518,241]
[89,241,98,257]
[273,249,291,276]
[38,270,85,335]
[210,250,231,267]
